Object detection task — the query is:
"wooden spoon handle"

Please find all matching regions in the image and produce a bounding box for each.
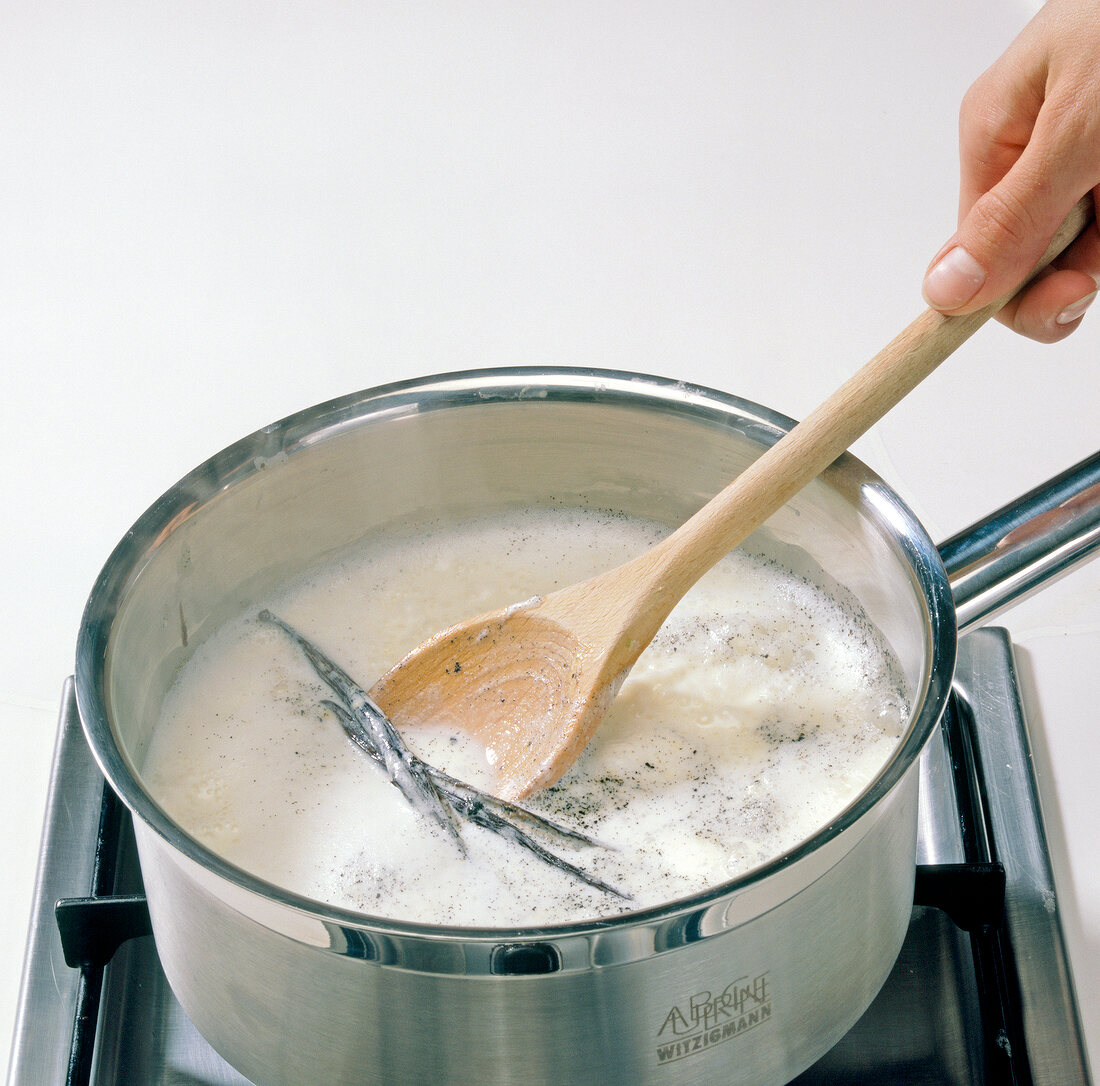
[653,197,1093,598]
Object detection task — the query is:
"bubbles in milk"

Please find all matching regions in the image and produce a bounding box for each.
[144,507,910,926]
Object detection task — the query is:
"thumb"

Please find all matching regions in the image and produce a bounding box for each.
[922,183,1072,314]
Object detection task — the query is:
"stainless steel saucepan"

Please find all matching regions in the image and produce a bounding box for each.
[75,368,1100,1086]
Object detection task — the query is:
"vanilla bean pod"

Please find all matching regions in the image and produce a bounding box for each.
[258,610,465,853]
[323,699,601,849]
[324,699,628,901]
[260,609,622,898]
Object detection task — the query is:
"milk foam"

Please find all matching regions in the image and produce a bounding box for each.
[143,507,909,926]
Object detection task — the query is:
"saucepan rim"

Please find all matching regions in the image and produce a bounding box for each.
[74,365,956,949]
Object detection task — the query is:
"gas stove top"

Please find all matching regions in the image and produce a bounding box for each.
[8,628,1091,1085]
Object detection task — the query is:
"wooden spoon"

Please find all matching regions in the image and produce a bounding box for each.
[370,201,1091,801]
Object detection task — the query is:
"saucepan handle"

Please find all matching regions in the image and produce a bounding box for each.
[938,450,1100,632]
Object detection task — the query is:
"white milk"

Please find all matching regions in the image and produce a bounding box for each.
[144,507,909,926]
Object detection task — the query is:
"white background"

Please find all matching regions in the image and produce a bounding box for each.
[3,1,1096,1079]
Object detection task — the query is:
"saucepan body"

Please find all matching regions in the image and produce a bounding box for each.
[77,368,960,1085]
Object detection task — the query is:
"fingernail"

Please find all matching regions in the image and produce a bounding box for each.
[922,246,987,310]
[1056,290,1098,326]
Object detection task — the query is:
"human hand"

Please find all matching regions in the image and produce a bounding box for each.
[922,0,1100,342]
